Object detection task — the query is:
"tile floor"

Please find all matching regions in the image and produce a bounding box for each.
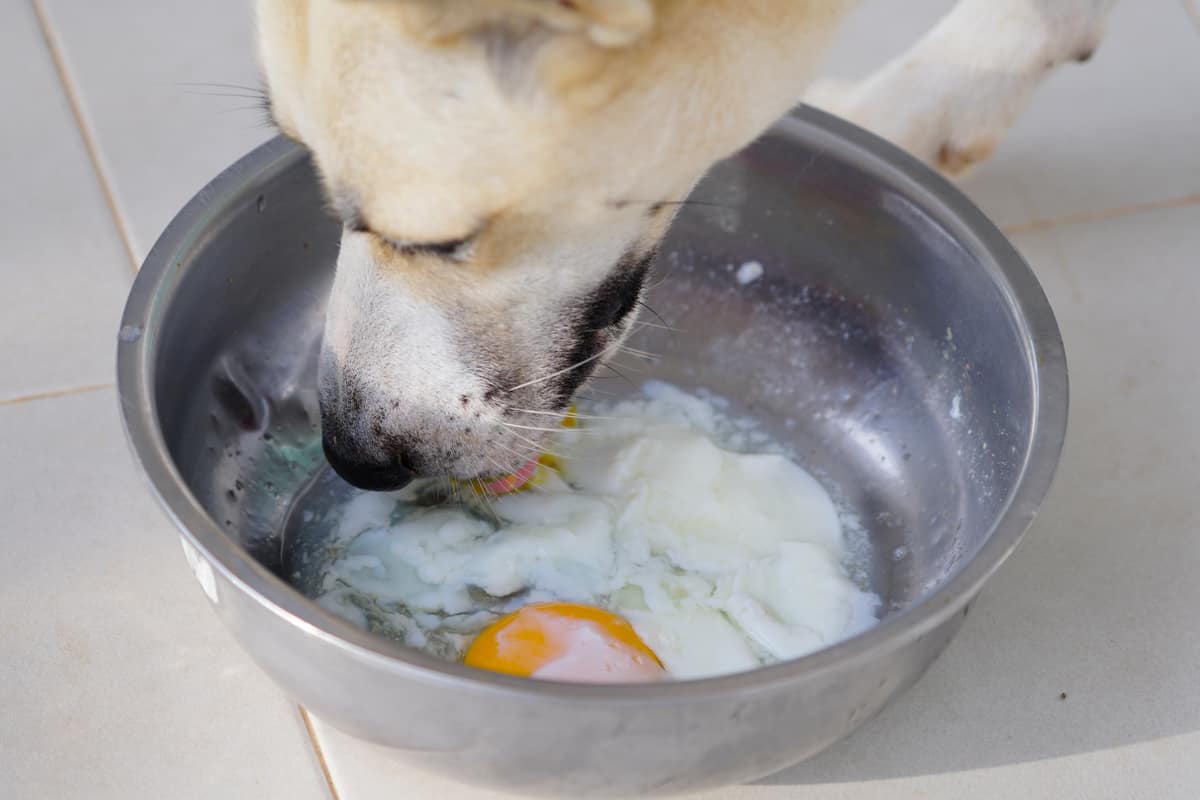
[2,1,1198,797]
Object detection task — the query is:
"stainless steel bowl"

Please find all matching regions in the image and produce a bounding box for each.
[118,107,1067,796]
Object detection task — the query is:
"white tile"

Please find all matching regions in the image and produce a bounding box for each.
[307,206,1200,799]
[818,0,958,78]
[814,2,1200,229]
[0,389,329,800]
[36,0,273,261]
[0,2,131,401]
[307,717,516,800]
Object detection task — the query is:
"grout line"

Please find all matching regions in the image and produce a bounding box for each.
[1183,0,1200,32]
[31,0,141,274]
[299,707,343,800]
[1002,193,1200,236]
[0,383,112,408]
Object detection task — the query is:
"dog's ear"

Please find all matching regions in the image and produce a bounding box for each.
[399,0,655,48]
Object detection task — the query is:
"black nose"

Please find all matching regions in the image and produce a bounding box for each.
[323,437,415,492]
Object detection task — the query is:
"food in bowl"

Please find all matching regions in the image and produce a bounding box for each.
[305,381,879,681]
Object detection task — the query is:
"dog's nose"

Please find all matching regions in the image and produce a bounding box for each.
[323,436,416,492]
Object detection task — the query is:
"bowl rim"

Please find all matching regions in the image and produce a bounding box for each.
[117,106,1068,705]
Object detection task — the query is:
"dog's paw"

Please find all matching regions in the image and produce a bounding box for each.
[805,0,1116,178]
[805,60,1024,179]
[934,136,1000,176]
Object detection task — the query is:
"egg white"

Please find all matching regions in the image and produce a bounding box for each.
[314,382,880,678]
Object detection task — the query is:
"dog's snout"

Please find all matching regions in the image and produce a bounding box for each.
[323,435,416,492]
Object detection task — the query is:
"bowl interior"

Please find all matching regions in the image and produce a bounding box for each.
[150,117,1038,643]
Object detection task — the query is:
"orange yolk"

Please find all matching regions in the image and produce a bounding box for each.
[463,602,667,683]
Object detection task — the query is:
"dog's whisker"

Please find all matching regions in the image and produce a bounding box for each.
[177,81,267,92]
[499,427,570,459]
[500,421,590,434]
[644,274,675,293]
[183,90,270,101]
[662,198,736,210]
[178,82,275,128]
[626,197,738,212]
[506,415,670,448]
[589,314,678,335]
[625,319,685,333]
[491,436,544,463]
[634,299,672,331]
[215,106,275,116]
[483,453,510,477]
[503,407,619,421]
[504,432,552,455]
[449,479,469,513]
[599,361,640,389]
[604,354,650,375]
[477,488,501,522]
[499,433,576,462]
[576,384,617,399]
[505,336,632,393]
[476,458,513,515]
[642,262,680,294]
[615,344,658,360]
[500,407,572,421]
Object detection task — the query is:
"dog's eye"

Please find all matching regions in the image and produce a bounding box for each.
[382,236,474,261]
[341,204,478,262]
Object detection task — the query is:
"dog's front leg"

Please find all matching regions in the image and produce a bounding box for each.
[805,0,1117,175]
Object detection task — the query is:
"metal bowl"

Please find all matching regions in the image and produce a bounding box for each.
[117,107,1067,796]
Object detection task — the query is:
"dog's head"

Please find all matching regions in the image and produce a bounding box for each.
[256,0,843,489]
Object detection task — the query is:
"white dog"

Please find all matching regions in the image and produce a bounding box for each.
[254,0,1114,490]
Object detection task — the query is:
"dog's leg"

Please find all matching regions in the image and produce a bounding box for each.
[806,0,1117,175]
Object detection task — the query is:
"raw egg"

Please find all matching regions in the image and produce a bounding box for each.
[464,602,666,683]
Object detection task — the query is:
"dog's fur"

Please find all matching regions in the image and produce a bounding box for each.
[254,0,1115,489]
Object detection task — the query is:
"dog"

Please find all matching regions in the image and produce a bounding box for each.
[254,0,1114,492]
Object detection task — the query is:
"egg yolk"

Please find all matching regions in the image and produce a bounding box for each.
[464,602,667,683]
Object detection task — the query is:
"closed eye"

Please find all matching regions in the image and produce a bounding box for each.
[345,216,475,261]
[334,192,480,261]
[382,235,474,260]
